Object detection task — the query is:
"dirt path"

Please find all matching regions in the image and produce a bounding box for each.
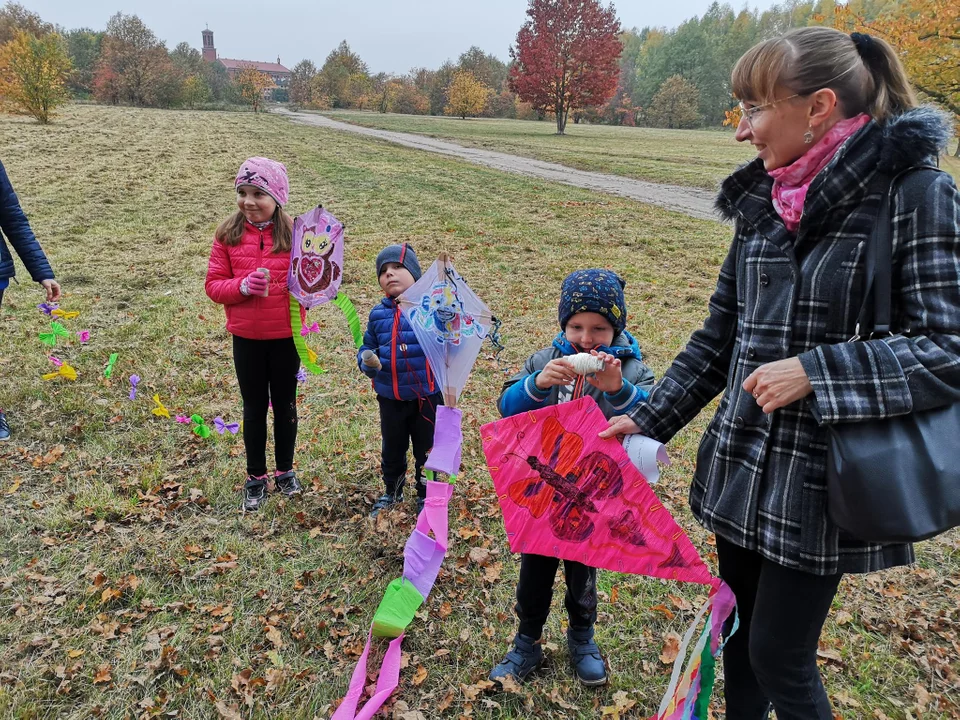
[275,109,720,222]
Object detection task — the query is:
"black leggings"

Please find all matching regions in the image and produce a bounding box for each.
[717,536,842,720]
[232,335,300,477]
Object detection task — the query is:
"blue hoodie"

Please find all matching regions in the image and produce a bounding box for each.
[499,330,655,419]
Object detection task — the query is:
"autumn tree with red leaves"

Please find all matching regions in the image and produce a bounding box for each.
[509,0,622,135]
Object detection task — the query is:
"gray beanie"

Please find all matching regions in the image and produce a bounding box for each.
[375,243,422,281]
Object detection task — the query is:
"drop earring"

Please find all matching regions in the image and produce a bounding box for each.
[803,126,815,144]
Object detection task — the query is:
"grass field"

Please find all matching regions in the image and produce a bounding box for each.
[320,110,960,191]
[0,104,957,720]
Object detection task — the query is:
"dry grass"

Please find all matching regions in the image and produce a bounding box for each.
[0,104,957,720]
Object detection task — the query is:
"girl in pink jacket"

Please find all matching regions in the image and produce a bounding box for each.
[205,157,303,512]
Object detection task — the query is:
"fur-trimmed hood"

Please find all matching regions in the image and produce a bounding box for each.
[716,106,954,221]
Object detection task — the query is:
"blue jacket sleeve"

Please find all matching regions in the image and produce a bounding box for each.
[499,372,552,417]
[0,160,53,282]
[357,309,379,378]
[604,379,649,416]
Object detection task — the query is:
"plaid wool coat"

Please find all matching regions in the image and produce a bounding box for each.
[628,108,960,575]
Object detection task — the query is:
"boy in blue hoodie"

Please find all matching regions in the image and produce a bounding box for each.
[490,268,655,688]
[358,243,441,517]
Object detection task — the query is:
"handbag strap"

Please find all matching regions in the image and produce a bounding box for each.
[854,164,941,338]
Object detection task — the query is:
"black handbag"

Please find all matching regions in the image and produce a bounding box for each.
[825,166,960,543]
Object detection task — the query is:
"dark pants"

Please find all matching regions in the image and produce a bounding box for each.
[232,335,300,477]
[377,393,441,499]
[515,553,598,640]
[717,536,842,720]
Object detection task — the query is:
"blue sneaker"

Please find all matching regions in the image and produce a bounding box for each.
[568,627,607,686]
[0,410,9,441]
[489,633,543,684]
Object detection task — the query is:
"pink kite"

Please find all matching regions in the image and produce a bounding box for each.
[482,396,738,719]
[482,396,712,584]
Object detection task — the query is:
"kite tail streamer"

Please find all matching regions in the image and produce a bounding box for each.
[290,296,326,375]
[652,581,738,720]
[333,292,363,349]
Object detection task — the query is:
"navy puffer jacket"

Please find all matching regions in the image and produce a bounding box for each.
[1,160,54,283]
[358,296,437,401]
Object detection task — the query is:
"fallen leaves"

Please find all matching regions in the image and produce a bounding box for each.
[93,663,112,685]
[600,690,637,718]
[659,631,681,664]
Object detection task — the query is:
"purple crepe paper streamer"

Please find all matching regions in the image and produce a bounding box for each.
[128,375,140,400]
[424,406,462,476]
[402,531,446,599]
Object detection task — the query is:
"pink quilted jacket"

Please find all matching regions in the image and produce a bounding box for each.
[205,222,297,340]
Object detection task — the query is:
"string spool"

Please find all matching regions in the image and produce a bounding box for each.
[361,349,382,371]
[567,353,605,375]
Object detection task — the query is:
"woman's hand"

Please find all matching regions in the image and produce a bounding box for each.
[599,414,641,440]
[586,350,623,393]
[40,279,61,303]
[743,357,813,413]
[535,358,577,390]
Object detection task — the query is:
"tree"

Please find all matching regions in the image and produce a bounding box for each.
[235,65,272,112]
[65,28,102,95]
[428,60,456,115]
[458,46,508,91]
[389,78,430,114]
[289,59,316,108]
[0,29,71,123]
[94,13,181,107]
[509,0,623,134]
[445,70,489,118]
[181,73,210,108]
[819,0,960,155]
[317,40,368,108]
[647,74,700,128]
[0,2,52,46]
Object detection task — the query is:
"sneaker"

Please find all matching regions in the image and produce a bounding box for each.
[274,470,302,496]
[567,627,607,686]
[370,491,403,517]
[489,633,543,685]
[0,410,9,441]
[240,476,268,513]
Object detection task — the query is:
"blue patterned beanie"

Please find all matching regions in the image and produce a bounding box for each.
[558,269,627,336]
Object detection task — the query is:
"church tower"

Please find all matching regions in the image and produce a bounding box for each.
[201,28,216,62]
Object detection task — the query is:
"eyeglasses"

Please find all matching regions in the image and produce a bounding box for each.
[738,94,801,127]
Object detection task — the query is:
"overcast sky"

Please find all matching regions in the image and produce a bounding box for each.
[29,0,782,74]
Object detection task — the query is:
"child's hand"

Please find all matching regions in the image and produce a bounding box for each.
[242,271,268,297]
[535,358,577,390]
[586,351,623,393]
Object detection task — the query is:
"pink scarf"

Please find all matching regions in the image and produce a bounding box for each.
[769,113,871,232]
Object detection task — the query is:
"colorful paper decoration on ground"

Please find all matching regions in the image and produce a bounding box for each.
[41,357,77,381]
[398,254,493,406]
[77,330,90,343]
[332,256,494,719]
[52,309,79,320]
[38,322,70,347]
[191,414,212,438]
[151,394,171,419]
[104,353,119,379]
[128,375,140,400]
[214,417,240,434]
[481,395,737,719]
[286,205,363,374]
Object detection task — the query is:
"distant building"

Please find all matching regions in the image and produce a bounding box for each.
[200,29,291,87]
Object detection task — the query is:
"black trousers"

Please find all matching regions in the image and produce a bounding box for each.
[232,335,300,477]
[515,553,598,640]
[377,393,441,499]
[717,536,842,720]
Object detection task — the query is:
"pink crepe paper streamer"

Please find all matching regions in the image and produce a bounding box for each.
[77,330,90,343]
[330,631,404,720]
[300,322,320,336]
[48,356,63,367]
[175,415,190,423]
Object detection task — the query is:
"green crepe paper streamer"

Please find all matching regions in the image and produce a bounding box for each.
[290,296,326,375]
[39,321,69,347]
[424,470,458,484]
[693,630,717,718]
[372,578,425,638]
[332,292,363,350]
[191,414,212,439]
[104,353,119,379]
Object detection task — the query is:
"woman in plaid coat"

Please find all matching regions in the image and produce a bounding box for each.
[604,27,959,719]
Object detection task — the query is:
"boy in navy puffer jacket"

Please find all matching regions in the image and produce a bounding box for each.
[358,243,441,517]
